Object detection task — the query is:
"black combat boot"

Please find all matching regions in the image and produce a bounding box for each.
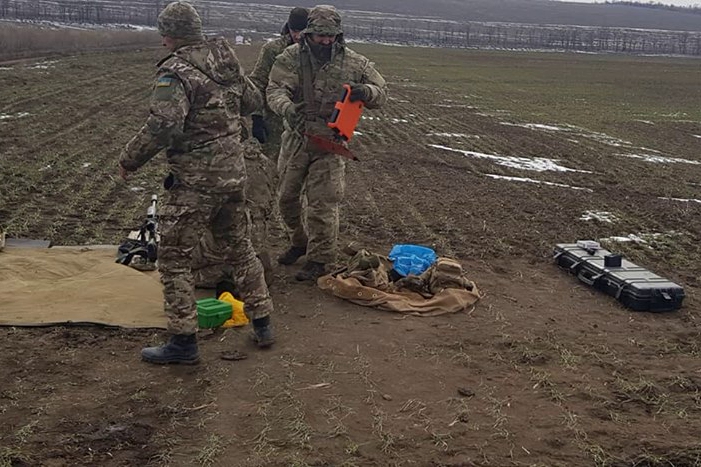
[141,334,200,365]
[277,246,307,265]
[295,261,326,282]
[251,316,275,348]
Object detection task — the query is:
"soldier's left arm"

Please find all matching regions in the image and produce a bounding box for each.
[119,73,190,172]
[241,76,264,117]
[358,60,388,110]
[248,44,277,96]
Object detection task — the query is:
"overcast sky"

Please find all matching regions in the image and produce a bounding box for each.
[562,0,700,5]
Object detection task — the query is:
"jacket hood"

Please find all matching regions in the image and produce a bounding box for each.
[170,37,242,86]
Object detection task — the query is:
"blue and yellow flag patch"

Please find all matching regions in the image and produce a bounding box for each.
[156,77,173,87]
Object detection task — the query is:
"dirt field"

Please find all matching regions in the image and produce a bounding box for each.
[1,44,701,466]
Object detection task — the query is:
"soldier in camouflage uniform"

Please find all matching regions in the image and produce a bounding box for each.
[267,5,387,281]
[248,7,309,163]
[191,138,277,288]
[118,1,275,365]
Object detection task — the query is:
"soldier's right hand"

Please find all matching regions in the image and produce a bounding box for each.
[251,115,269,144]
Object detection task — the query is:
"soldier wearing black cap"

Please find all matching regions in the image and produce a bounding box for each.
[249,7,309,162]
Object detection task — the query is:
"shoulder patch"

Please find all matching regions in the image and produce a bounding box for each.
[157,77,173,87]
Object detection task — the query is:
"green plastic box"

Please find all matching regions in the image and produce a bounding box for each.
[197,298,232,329]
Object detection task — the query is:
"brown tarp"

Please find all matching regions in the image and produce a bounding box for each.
[317,273,481,317]
[0,248,166,328]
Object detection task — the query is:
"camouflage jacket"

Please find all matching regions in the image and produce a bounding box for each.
[120,37,262,192]
[248,25,294,116]
[267,38,387,138]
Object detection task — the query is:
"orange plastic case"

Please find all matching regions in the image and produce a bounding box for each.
[327,84,364,141]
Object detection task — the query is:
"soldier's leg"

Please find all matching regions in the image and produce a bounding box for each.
[296,151,345,281]
[142,188,210,364]
[210,191,275,347]
[277,142,311,264]
[191,231,231,290]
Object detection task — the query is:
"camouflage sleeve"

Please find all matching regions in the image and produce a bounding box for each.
[248,43,278,99]
[266,48,298,118]
[359,59,388,110]
[119,73,189,171]
[241,76,264,117]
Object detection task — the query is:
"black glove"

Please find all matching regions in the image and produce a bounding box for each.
[349,84,370,103]
[251,115,269,144]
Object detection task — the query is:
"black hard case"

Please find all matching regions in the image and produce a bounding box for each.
[554,244,685,312]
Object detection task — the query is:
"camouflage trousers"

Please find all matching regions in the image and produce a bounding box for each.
[192,140,278,290]
[159,185,273,335]
[278,132,346,265]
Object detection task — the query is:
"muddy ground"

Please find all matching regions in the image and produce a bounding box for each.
[1,45,701,466]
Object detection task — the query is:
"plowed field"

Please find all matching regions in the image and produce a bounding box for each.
[1,45,700,467]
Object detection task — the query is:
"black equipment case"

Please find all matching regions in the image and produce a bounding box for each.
[554,243,685,312]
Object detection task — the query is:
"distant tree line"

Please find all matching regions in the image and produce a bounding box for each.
[605,1,701,15]
[346,18,701,56]
[0,0,211,26]
[1,0,700,56]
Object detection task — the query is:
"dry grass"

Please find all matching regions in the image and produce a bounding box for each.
[0,23,157,60]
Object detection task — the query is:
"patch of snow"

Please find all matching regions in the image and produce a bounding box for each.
[360,115,409,123]
[600,232,679,246]
[82,162,92,168]
[26,60,59,70]
[501,122,569,132]
[580,211,616,223]
[660,112,688,118]
[634,120,655,125]
[0,112,30,121]
[617,153,700,165]
[659,197,701,204]
[484,174,593,192]
[429,144,590,173]
[130,187,145,192]
[38,164,52,172]
[0,67,13,71]
[432,104,476,109]
[601,234,648,243]
[426,133,480,138]
[693,135,701,139]
[638,147,662,154]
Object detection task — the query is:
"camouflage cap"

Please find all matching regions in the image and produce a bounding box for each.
[158,1,203,40]
[303,5,342,36]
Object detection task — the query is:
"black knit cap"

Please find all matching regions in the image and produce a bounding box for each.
[288,7,309,32]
